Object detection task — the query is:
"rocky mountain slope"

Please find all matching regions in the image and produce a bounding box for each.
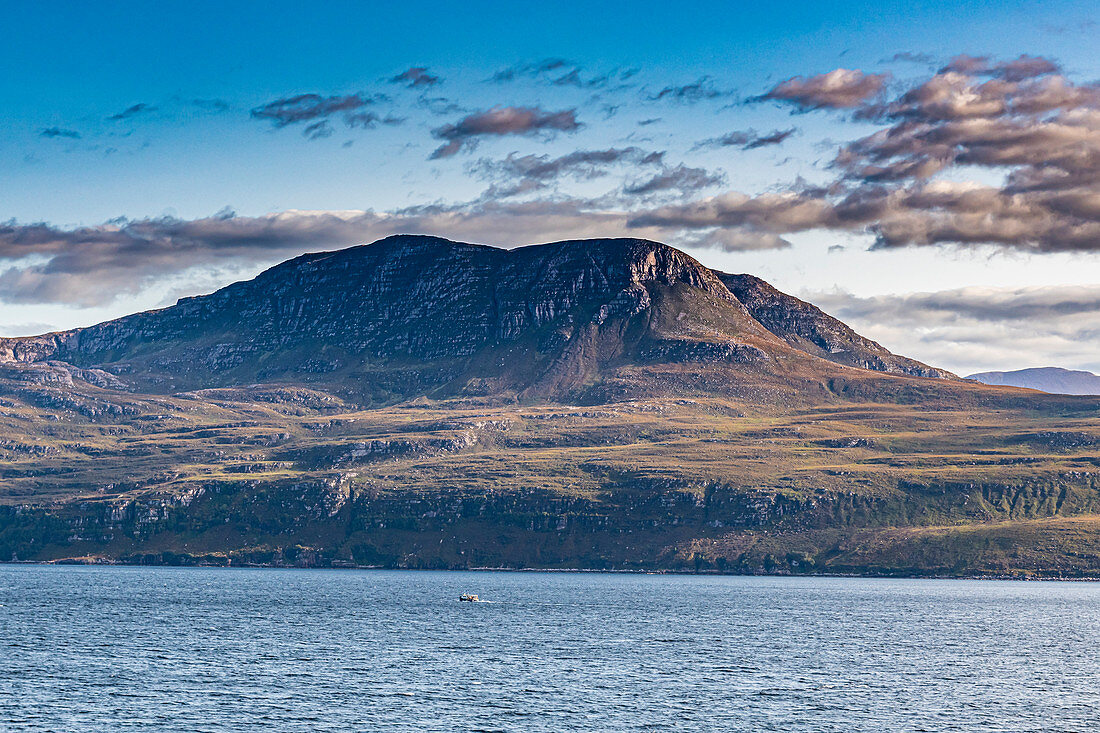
[968,367,1100,396]
[1,236,1098,576]
[716,273,952,379]
[0,236,942,401]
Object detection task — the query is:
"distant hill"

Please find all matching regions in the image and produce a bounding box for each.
[967,367,1100,396]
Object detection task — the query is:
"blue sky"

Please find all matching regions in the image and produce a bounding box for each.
[2,0,1100,375]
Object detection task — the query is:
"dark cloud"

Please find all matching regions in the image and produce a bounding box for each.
[647,77,732,103]
[107,103,157,121]
[695,128,796,150]
[390,67,440,88]
[12,52,1100,313]
[251,93,373,127]
[623,165,726,196]
[489,59,634,90]
[303,121,334,140]
[637,118,662,126]
[429,106,581,159]
[39,127,81,139]
[344,111,380,129]
[758,69,889,110]
[250,92,397,138]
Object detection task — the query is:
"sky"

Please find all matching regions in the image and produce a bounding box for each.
[2,0,1100,376]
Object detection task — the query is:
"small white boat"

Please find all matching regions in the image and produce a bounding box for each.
[459,593,479,602]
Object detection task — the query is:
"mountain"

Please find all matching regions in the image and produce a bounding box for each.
[2,235,1099,577]
[968,367,1100,396]
[0,237,787,400]
[0,236,950,400]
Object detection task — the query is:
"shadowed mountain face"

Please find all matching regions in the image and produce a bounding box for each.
[968,367,1100,396]
[0,236,947,400]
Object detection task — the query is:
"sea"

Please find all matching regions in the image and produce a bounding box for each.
[1,565,1098,731]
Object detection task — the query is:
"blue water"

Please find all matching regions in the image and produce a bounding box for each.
[1,566,1098,731]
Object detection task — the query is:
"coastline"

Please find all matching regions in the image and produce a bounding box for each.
[4,559,1098,582]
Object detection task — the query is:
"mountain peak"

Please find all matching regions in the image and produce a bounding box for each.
[0,235,953,401]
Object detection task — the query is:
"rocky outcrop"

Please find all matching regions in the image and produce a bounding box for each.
[715,272,955,379]
[0,360,129,390]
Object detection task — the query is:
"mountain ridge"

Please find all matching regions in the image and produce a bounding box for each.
[968,367,1100,396]
[0,235,951,399]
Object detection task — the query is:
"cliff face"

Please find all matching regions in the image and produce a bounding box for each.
[0,236,948,399]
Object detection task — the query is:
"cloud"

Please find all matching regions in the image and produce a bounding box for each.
[623,165,726,196]
[303,121,334,140]
[677,227,792,252]
[470,147,664,199]
[626,179,1100,254]
[807,285,1100,374]
[0,321,56,338]
[939,54,1061,82]
[107,103,157,121]
[490,58,574,83]
[12,52,1100,313]
[815,284,1100,323]
[883,52,936,65]
[417,96,464,116]
[640,56,1100,253]
[250,92,397,138]
[251,93,373,127]
[430,106,581,158]
[344,111,381,129]
[758,69,889,110]
[390,67,440,88]
[694,128,796,150]
[647,77,732,103]
[489,59,635,89]
[39,127,81,139]
[0,195,789,308]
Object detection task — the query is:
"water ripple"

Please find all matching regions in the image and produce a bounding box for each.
[1,566,1099,731]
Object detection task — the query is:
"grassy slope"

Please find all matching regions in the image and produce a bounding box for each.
[2,369,1099,576]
